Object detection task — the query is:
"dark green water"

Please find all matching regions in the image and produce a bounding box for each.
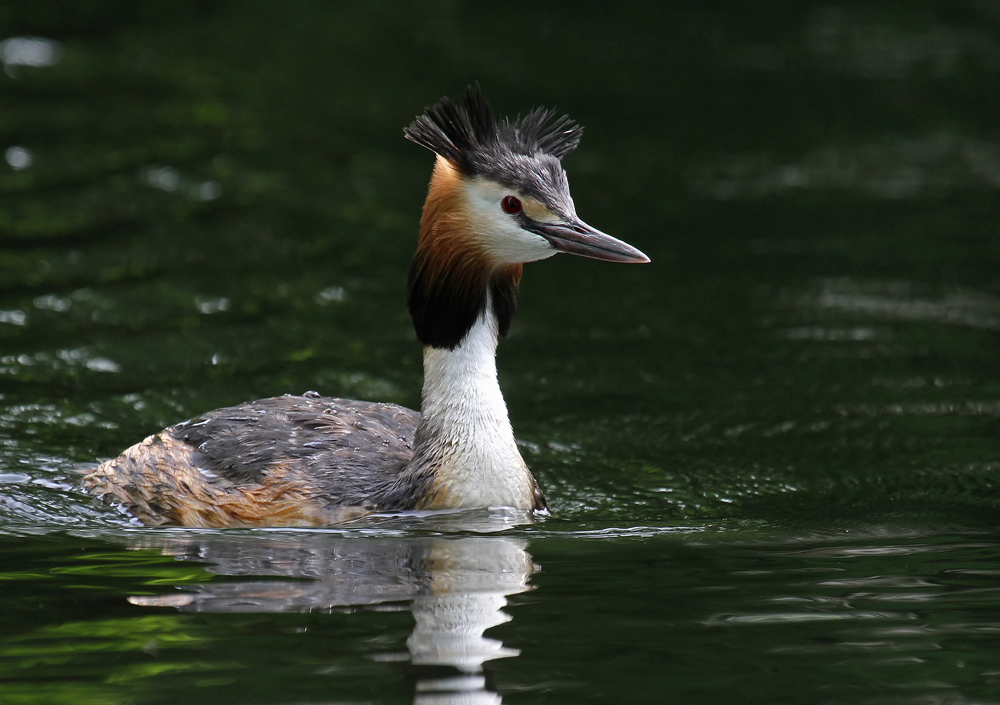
[2,2,1000,703]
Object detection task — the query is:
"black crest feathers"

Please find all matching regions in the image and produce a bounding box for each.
[403,84,583,173]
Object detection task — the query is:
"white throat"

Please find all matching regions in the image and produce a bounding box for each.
[413,299,535,510]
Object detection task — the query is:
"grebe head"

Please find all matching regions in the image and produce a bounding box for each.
[404,85,649,350]
[404,84,649,267]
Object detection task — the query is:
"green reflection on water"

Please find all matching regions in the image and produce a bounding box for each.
[3,528,999,704]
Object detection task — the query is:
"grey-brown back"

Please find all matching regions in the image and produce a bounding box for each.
[168,392,420,506]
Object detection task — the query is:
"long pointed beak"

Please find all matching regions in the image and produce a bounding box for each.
[529,218,650,264]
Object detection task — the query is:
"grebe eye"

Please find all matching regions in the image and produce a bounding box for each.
[500,195,522,214]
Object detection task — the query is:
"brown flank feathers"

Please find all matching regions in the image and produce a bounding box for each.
[84,433,365,527]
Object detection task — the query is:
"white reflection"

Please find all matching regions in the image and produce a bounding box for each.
[140,165,180,191]
[0,347,120,374]
[196,297,230,314]
[0,310,27,326]
[5,146,32,170]
[139,166,223,201]
[801,279,1000,331]
[733,9,1000,79]
[316,286,347,304]
[196,180,221,201]
[126,533,535,704]
[805,8,1000,80]
[33,294,71,312]
[691,133,1000,200]
[0,37,61,76]
[409,538,531,671]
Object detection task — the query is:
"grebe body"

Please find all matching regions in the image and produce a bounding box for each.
[84,86,648,527]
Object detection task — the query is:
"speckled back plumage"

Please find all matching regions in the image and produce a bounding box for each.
[84,393,425,526]
[170,393,418,489]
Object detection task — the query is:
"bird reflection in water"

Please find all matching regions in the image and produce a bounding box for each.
[127,528,535,704]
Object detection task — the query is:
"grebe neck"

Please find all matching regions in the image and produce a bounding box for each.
[404,296,535,510]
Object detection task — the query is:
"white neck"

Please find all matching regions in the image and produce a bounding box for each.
[411,301,536,510]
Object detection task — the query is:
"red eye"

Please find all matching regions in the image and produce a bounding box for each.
[501,195,522,214]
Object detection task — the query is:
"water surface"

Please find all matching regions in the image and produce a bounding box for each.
[2,2,999,703]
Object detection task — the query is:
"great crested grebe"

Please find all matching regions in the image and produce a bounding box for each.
[83,85,649,527]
